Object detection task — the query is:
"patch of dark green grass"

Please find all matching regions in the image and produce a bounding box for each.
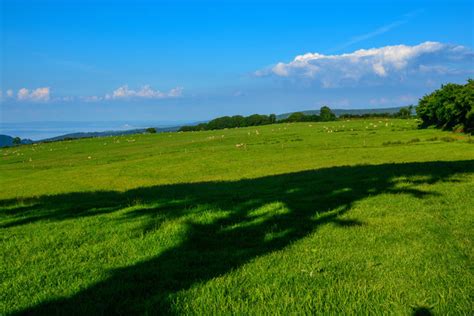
[382,140,403,146]
[408,138,421,143]
[440,136,457,142]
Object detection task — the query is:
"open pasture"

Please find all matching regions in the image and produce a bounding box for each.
[1,119,473,314]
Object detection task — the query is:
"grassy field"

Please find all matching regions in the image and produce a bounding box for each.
[1,118,473,315]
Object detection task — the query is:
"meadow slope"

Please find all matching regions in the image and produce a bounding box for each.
[1,119,473,315]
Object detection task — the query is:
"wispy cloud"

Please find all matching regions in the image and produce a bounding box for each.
[333,9,423,52]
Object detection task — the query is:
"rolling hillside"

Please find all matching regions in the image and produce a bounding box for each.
[1,119,473,315]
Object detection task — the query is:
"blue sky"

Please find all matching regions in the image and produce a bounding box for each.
[1,0,473,122]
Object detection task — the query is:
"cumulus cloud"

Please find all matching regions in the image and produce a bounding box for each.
[104,85,183,100]
[17,87,51,101]
[256,42,474,87]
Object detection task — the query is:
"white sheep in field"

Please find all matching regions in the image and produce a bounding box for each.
[235,143,246,148]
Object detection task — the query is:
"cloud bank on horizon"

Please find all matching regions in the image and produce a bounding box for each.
[256,41,474,88]
[104,85,183,101]
[1,85,183,103]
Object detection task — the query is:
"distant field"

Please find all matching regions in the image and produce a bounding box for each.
[1,119,473,314]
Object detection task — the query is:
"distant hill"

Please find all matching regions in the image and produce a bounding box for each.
[276,107,406,120]
[40,126,182,142]
[0,135,34,148]
[0,121,208,147]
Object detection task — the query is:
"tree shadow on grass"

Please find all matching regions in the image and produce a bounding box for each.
[2,160,473,315]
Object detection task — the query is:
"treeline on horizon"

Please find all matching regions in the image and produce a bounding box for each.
[179,105,414,132]
[340,106,414,119]
[179,106,338,132]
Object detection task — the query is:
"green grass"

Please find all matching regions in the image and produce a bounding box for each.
[1,119,473,315]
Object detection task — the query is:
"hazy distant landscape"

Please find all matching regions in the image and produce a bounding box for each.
[1,0,473,315]
[0,120,193,140]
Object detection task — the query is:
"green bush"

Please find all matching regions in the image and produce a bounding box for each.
[417,79,474,133]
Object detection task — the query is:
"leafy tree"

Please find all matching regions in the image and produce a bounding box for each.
[396,106,413,119]
[417,79,474,133]
[13,137,22,145]
[244,114,270,126]
[269,114,276,124]
[320,106,336,121]
[146,128,157,134]
[286,112,306,122]
[231,115,245,127]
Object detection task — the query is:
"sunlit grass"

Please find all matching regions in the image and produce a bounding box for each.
[1,119,473,314]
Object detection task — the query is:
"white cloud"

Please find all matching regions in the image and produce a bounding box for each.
[17,88,30,100]
[372,63,387,76]
[104,85,183,100]
[257,42,474,87]
[17,87,51,102]
[168,86,183,97]
[6,89,14,97]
